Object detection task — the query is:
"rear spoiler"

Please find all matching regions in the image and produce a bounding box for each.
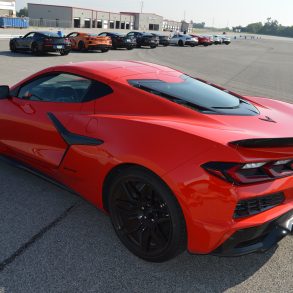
[229,138,293,148]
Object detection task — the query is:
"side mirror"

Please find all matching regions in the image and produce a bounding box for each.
[0,85,10,99]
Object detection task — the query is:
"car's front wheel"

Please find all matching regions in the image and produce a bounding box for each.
[10,41,17,52]
[107,166,187,262]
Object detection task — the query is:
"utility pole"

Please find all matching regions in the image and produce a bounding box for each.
[140,1,144,13]
[183,10,186,21]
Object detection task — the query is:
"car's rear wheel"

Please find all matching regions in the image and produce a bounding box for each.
[150,44,157,49]
[127,46,133,50]
[60,50,70,56]
[101,48,109,53]
[107,166,187,262]
[178,40,184,47]
[78,41,87,51]
[190,44,195,47]
[31,43,40,55]
[10,41,16,52]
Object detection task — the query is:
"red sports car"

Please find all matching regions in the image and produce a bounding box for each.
[191,35,212,46]
[0,61,292,262]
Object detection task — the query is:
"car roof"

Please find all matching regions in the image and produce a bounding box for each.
[46,61,179,83]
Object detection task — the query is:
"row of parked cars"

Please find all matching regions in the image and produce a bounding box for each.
[9,30,231,56]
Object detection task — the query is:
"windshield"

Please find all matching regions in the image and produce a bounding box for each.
[43,32,60,38]
[128,75,259,115]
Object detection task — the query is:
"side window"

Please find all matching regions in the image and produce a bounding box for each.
[68,33,78,38]
[24,32,35,38]
[17,73,113,103]
[99,33,107,37]
[18,74,92,103]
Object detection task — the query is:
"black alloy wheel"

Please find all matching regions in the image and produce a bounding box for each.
[107,166,186,262]
[10,41,16,52]
[60,50,70,56]
[31,43,39,55]
[78,41,87,51]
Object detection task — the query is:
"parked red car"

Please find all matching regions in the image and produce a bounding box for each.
[191,34,212,46]
[0,61,292,262]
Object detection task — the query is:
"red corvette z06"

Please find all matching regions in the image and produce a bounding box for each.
[0,61,292,262]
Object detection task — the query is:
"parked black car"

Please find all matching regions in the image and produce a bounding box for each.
[152,33,170,46]
[126,32,158,48]
[9,31,71,56]
[98,32,136,50]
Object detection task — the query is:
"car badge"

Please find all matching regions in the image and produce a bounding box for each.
[259,116,276,123]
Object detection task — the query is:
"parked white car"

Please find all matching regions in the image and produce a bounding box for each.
[169,34,198,47]
[220,36,231,45]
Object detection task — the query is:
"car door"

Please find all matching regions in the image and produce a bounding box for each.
[0,72,95,170]
[15,32,34,49]
[67,32,79,49]
[22,32,35,49]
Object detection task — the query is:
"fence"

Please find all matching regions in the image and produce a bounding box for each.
[29,18,72,28]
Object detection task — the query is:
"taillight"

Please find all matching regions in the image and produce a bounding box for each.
[202,159,293,185]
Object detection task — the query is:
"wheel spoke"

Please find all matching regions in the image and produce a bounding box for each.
[121,182,140,202]
[157,216,170,225]
[138,227,151,252]
[151,225,168,247]
[115,199,139,210]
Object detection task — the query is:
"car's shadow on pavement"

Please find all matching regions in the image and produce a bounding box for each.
[0,161,276,292]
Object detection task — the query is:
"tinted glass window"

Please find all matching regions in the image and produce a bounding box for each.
[17,73,113,103]
[18,74,91,103]
[128,75,259,116]
[24,32,35,38]
[42,32,60,38]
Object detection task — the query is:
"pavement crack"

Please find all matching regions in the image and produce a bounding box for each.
[0,201,80,272]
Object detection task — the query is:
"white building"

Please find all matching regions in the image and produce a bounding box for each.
[0,1,16,17]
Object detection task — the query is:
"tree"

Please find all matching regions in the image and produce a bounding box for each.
[246,22,263,33]
[16,7,28,17]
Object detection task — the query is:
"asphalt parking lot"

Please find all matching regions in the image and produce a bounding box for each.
[0,36,293,293]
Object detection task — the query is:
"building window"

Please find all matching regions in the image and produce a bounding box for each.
[84,19,91,28]
[56,19,59,27]
[109,21,114,29]
[126,22,130,30]
[74,18,80,28]
[115,21,120,29]
[149,24,159,31]
[121,22,125,29]
[97,20,102,28]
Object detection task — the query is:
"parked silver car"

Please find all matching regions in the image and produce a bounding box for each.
[169,34,198,47]
[221,36,231,45]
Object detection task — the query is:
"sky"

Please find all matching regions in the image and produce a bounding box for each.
[16,0,293,28]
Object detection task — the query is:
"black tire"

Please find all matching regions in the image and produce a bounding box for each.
[126,46,133,50]
[190,44,195,47]
[178,40,184,47]
[10,41,16,52]
[60,50,70,56]
[101,48,109,53]
[107,166,187,262]
[78,41,87,51]
[31,43,40,55]
[136,44,141,48]
[150,44,157,49]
